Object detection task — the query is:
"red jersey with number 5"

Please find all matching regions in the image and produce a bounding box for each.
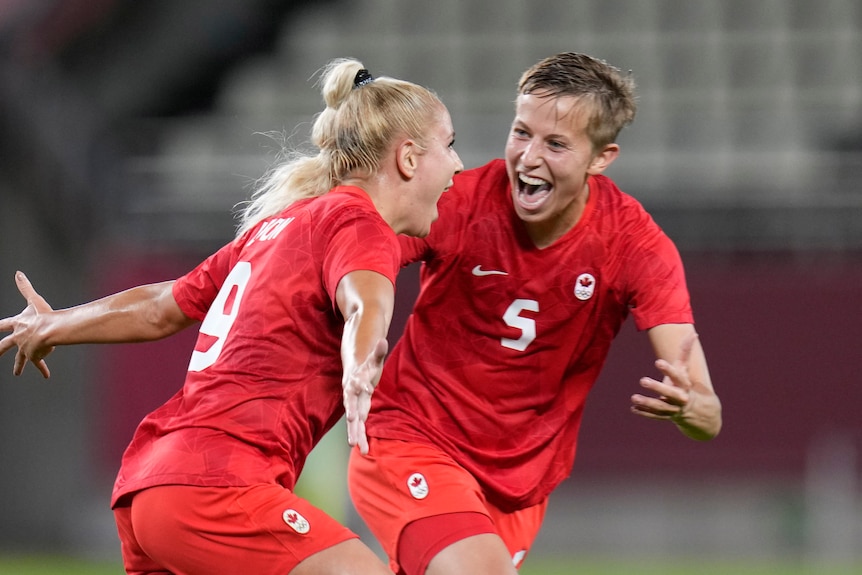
[112,186,399,507]
[366,159,693,511]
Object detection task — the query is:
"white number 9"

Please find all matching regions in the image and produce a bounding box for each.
[188,261,252,372]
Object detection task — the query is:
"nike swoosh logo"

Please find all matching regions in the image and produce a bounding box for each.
[472,265,508,277]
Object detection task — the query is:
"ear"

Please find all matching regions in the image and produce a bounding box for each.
[395,140,418,180]
[587,143,620,175]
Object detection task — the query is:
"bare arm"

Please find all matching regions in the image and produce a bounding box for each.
[335,269,395,455]
[0,271,195,378]
[630,323,722,441]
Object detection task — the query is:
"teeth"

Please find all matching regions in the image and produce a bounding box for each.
[519,174,547,186]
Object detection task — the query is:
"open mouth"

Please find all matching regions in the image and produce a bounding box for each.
[516,173,552,209]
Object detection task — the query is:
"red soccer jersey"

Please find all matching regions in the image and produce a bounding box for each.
[112,186,399,507]
[366,159,693,511]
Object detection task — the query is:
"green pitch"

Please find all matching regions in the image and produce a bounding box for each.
[1,554,860,574]
[520,557,862,575]
[0,555,122,575]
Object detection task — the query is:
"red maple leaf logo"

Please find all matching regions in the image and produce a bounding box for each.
[286,512,298,523]
[579,276,593,287]
[411,476,424,487]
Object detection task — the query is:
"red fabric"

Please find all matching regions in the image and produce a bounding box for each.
[367,160,692,510]
[112,187,399,506]
[115,484,355,575]
[348,439,546,573]
[398,512,494,575]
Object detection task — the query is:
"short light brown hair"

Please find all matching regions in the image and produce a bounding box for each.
[518,52,637,149]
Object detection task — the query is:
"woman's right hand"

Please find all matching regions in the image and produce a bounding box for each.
[0,271,55,378]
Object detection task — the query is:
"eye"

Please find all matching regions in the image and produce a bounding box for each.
[512,127,529,138]
[548,140,566,150]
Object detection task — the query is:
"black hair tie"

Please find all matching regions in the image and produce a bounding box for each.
[353,69,374,88]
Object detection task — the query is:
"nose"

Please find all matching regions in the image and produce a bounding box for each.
[521,139,542,167]
[453,150,464,174]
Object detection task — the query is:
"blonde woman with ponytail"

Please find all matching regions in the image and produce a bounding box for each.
[0,58,462,575]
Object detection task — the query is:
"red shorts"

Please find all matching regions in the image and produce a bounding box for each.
[113,484,357,575]
[348,438,546,574]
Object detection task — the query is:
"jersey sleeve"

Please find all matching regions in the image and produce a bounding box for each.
[322,209,400,303]
[625,221,694,330]
[172,239,241,321]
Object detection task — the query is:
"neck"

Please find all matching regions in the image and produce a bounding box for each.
[343,173,406,234]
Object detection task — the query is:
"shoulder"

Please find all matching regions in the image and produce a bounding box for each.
[591,174,646,214]
[590,175,664,236]
[307,187,389,230]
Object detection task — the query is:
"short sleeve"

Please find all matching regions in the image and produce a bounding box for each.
[626,225,694,331]
[172,240,239,321]
[322,210,400,302]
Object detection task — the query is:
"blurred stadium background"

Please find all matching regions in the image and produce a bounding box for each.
[0,0,860,571]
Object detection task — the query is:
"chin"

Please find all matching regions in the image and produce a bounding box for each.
[402,224,430,238]
[511,197,543,222]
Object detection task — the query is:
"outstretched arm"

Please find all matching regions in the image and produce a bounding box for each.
[630,323,722,440]
[0,271,195,378]
[335,269,394,455]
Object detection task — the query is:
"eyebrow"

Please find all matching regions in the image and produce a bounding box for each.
[512,119,569,141]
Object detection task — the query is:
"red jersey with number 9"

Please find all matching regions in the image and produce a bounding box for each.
[112,186,399,507]
[365,160,693,511]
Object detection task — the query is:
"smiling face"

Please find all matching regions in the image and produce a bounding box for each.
[505,91,619,247]
[401,105,463,237]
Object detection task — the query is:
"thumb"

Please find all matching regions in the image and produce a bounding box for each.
[16,271,52,312]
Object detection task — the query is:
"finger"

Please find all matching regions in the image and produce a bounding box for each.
[0,334,14,356]
[14,349,26,376]
[355,422,369,455]
[345,416,370,453]
[344,393,357,421]
[15,271,52,312]
[630,404,667,419]
[346,418,357,445]
[35,359,51,379]
[639,375,688,404]
[630,405,674,421]
[631,392,683,415]
[653,357,692,392]
[15,271,36,299]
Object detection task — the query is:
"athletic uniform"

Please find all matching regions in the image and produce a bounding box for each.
[349,159,692,573]
[112,186,400,575]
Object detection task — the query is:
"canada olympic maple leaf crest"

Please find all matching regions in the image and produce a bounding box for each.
[574,273,596,301]
[282,508,311,534]
[407,472,429,499]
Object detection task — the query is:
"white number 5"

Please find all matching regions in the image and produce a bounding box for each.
[188,261,252,371]
[501,299,539,351]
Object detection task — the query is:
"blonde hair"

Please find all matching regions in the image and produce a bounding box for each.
[236,58,444,235]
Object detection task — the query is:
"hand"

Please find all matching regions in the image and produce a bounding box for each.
[630,332,698,423]
[0,272,55,378]
[343,338,388,455]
